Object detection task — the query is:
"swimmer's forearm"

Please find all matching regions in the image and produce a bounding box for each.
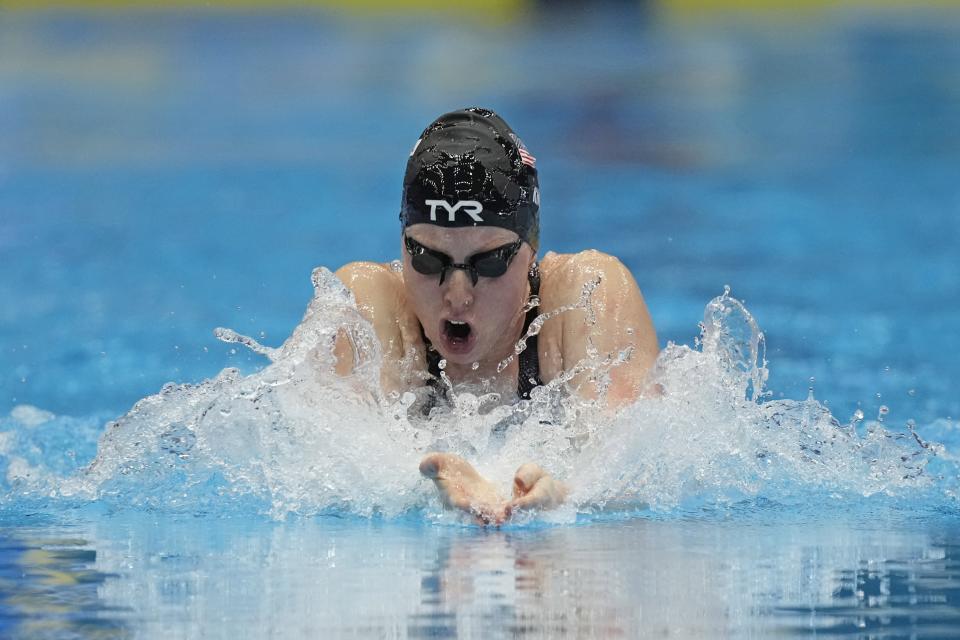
[332,328,355,376]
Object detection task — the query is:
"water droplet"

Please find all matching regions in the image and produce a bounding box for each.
[522,296,541,312]
[722,284,731,297]
[907,389,916,397]
[878,405,889,421]
[853,409,864,422]
[438,359,447,371]
[471,362,479,371]
[229,348,237,355]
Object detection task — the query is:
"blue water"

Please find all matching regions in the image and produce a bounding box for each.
[2,4,959,637]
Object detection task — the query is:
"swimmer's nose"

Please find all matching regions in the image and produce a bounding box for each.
[442,268,475,311]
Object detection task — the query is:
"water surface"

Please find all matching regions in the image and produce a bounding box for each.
[2,3,959,637]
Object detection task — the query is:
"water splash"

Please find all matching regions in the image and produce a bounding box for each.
[213,327,278,360]
[1,277,956,521]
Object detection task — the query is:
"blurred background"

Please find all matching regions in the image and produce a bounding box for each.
[1,0,958,426]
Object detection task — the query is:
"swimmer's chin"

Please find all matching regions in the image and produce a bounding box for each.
[434,349,481,368]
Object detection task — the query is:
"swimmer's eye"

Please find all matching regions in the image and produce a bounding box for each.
[403,236,522,286]
[404,235,449,275]
[470,240,522,278]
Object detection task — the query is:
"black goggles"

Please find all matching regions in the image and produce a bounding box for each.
[403,235,523,286]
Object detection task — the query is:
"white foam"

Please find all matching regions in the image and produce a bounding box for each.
[0,431,12,455]
[6,456,42,486]
[10,404,55,428]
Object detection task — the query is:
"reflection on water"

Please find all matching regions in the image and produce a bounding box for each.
[2,513,958,638]
[0,525,129,639]
[772,539,960,637]
[415,530,636,638]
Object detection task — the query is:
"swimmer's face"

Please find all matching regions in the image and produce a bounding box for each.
[402,225,534,370]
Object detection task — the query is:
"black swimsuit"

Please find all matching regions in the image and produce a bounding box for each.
[422,267,543,401]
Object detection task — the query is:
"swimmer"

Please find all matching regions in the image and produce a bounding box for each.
[334,108,658,523]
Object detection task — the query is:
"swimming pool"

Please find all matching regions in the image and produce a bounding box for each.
[2,3,959,637]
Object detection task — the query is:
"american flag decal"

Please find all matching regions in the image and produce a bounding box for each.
[518,146,536,168]
[510,133,537,168]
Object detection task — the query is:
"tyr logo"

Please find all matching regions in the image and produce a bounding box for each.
[425,199,484,222]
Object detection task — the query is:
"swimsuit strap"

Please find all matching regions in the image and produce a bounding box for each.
[516,264,543,399]
[423,265,543,400]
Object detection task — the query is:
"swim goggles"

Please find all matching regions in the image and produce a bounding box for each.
[403,235,523,286]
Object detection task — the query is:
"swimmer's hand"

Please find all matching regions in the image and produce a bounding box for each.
[419,453,567,526]
[505,462,569,518]
[419,453,507,524]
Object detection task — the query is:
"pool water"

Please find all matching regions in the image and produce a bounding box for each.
[3,510,958,638]
[2,3,959,637]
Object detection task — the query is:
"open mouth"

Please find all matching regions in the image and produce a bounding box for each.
[443,320,473,345]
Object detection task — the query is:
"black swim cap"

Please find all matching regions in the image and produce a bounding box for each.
[400,107,540,250]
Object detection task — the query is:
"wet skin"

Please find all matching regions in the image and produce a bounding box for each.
[334,225,658,523]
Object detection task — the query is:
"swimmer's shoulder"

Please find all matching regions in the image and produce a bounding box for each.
[334,261,404,310]
[539,249,630,310]
[334,260,412,334]
[538,249,654,379]
[536,250,618,374]
[334,260,422,348]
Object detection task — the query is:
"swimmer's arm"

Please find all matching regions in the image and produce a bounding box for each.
[548,250,659,408]
[333,261,406,393]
